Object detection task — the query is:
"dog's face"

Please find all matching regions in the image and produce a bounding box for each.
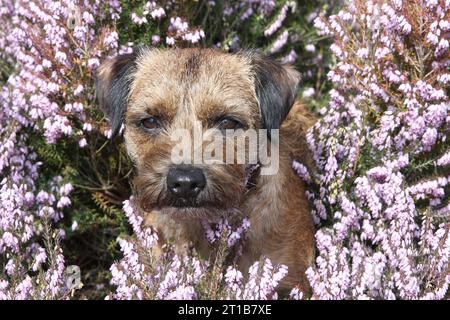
[96,48,299,220]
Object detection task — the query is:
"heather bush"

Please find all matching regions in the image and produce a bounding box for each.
[0,0,448,300]
[0,0,335,299]
[305,0,449,299]
[0,0,125,299]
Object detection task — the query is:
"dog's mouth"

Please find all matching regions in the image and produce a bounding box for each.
[136,192,239,220]
[134,164,258,220]
[158,205,230,221]
[170,197,202,208]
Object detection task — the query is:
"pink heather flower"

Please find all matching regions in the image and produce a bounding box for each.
[64,103,73,112]
[240,7,254,21]
[59,183,73,196]
[55,51,69,65]
[182,30,205,44]
[264,4,289,37]
[42,59,52,68]
[375,47,390,60]
[122,199,158,249]
[314,17,330,36]
[131,12,148,25]
[289,287,304,300]
[408,177,447,200]
[241,259,288,300]
[104,31,119,49]
[436,152,450,167]
[356,48,369,59]
[82,11,95,25]
[330,43,345,59]
[227,218,251,247]
[306,0,449,300]
[119,43,134,55]
[435,38,449,57]
[302,87,315,99]
[421,127,438,151]
[87,58,100,69]
[79,138,87,148]
[45,250,66,297]
[269,30,289,54]
[103,129,112,139]
[151,35,161,45]
[224,266,244,299]
[437,73,450,84]
[73,102,83,113]
[73,84,84,96]
[427,31,439,45]
[305,44,316,52]
[83,123,92,132]
[169,17,189,33]
[56,196,71,209]
[150,7,165,19]
[202,216,250,249]
[0,0,111,299]
[280,49,297,64]
[366,166,390,183]
[327,70,341,83]
[32,247,47,272]
[15,276,34,299]
[293,160,311,182]
[1,232,19,253]
[166,36,175,46]
[425,0,439,7]
[36,191,50,204]
[424,103,447,127]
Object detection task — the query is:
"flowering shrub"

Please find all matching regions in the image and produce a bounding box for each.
[0,0,334,299]
[0,0,124,299]
[108,200,291,300]
[304,0,449,299]
[0,0,448,300]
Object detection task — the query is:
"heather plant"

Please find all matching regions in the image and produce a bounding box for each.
[107,199,292,300]
[1,0,447,301]
[106,0,449,300]
[302,0,449,299]
[0,0,335,299]
[0,0,125,298]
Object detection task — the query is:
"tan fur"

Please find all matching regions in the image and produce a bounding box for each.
[99,48,315,295]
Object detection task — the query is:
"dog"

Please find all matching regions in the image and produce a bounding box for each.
[95,47,315,294]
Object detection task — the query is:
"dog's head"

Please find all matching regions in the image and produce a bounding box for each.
[95,48,299,220]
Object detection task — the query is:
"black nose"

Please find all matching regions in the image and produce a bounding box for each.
[167,166,206,200]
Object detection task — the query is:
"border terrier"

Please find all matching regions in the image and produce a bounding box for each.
[95,47,315,293]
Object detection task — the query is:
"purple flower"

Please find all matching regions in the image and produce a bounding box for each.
[151,35,161,45]
[269,30,289,54]
[306,0,449,300]
[264,4,290,37]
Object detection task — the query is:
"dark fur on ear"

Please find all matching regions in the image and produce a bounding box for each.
[250,52,300,132]
[95,49,142,137]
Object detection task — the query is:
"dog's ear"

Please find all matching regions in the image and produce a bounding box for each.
[251,53,300,132]
[95,50,141,137]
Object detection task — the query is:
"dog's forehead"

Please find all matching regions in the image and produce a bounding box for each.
[134,48,253,84]
[128,49,257,118]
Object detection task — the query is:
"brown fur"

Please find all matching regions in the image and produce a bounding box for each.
[96,48,315,294]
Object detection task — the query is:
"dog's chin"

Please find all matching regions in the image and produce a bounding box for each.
[158,206,230,222]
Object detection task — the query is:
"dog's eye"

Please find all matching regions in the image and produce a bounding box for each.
[217,117,244,130]
[140,117,161,131]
